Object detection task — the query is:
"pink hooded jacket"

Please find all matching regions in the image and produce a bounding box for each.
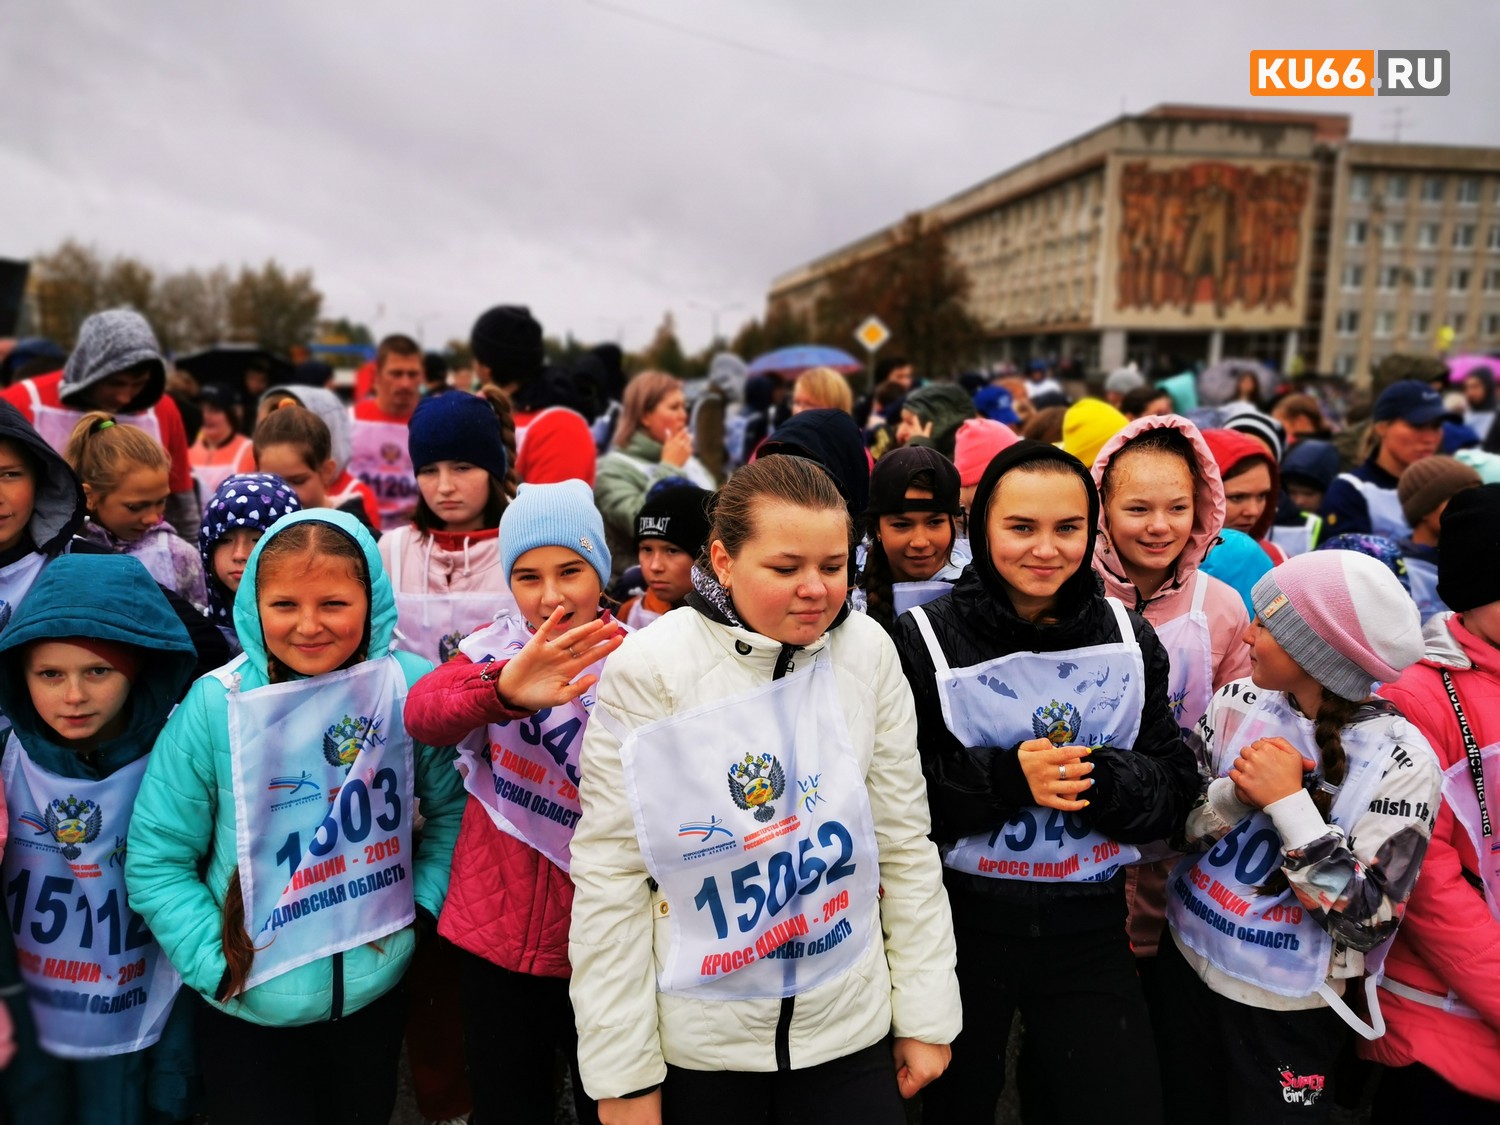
[1090,414,1252,956]
[1364,613,1500,1100]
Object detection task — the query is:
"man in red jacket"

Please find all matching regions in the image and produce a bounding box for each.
[469,305,596,486]
[350,334,423,531]
[2,309,199,541]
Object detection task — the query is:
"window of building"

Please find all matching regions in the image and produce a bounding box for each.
[1453,312,1468,335]
[1346,220,1367,246]
[1379,265,1402,290]
[1349,173,1372,202]
[1333,353,1355,377]
[1073,280,1084,306]
[1457,178,1481,204]
[1421,176,1445,203]
[1489,226,1500,252]
[1418,223,1441,249]
[1336,310,1360,336]
[1410,311,1431,337]
[1386,175,1409,202]
[1485,313,1500,338]
[1341,265,1365,289]
[1417,266,1436,291]
[1484,269,1500,292]
[1374,310,1396,337]
[1383,221,1405,248]
[1451,268,1471,292]
[1454,223,1477,249]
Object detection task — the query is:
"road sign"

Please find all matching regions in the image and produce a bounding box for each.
[855,316,889,353]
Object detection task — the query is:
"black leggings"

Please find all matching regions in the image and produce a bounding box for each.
[457,948,599,1125]
[197,981,406,1125]
[1154,933,1347,1124]
[921,923,1162,1125]
[662,1039,904,1125]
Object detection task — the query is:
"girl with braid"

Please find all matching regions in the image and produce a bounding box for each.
[1156,550,1442,1123]
[125,510,465,1125]
[379,388,520,666]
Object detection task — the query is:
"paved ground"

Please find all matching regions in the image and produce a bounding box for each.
[388,1021,1024,1125]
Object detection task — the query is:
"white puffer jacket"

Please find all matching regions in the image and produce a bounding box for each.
[569,604,962,1099]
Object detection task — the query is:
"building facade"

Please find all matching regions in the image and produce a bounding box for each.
[768,105,1500,379]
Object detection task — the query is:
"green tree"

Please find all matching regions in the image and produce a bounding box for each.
[728,300,811,363]
[317,316,374,347]
[640,312,687,376]
[31,240,107,349]
[227,261,322,355]
[155,267,232,353]
[815,213,983,380]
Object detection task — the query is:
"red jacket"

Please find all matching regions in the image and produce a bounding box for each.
[404,652,575,978]
[514,406,596,486]
[3,370,194,494]
[1366,614,1500,1100]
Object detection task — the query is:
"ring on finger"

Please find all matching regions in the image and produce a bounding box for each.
[568,646,579,658]
[1057,764,1067,781]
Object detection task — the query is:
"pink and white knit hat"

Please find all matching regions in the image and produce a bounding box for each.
[1250,550,1423,701]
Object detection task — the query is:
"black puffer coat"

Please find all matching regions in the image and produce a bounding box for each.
[893,440,1197,937]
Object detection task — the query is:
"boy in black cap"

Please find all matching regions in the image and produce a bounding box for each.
[1319,380,1445,539]
[619,481,711,629]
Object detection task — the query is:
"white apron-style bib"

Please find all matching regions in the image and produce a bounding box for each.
[1336,472,1410,541]
[453,614,606,872]
[1404,556,1445,625]
[348,415,418,532]
[620,653,880,1000]
[25,382,162,454]
[1157,572,1215,742]
[892,581,952,616]
[623,596,665,631]
[908,598,1145,882]
[192,460,240,509]
[1,748,181,1058]
[223,654,415,990]
[1269,515,1318,559]
[388,527,515,666]
[1166,689,1393,1037]
[1133,572,1214,866]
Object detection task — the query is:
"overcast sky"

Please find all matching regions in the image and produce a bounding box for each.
[5,0,1497,354]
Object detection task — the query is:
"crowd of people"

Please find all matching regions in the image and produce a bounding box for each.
[0,305,1497,1125]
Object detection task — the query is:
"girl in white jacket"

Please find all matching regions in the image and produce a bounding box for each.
[569,454,961,1125]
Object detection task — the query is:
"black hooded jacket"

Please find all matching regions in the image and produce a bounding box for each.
[892,441,1196,936]
[756,408,871,536]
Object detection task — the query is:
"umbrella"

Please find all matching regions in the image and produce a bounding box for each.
[748,345,861,378]
[174,344,294,391]
[1445,354,1500,384]
[1197,358,1277,408]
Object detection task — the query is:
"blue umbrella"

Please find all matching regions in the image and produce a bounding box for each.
[748,345,862,377]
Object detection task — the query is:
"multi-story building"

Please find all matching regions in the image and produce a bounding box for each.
[768,105,1500,379]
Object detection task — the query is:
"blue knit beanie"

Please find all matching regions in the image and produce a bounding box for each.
[407,391,508,480]
[500,481,611,587]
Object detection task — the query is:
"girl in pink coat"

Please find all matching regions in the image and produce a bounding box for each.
[1366,484,1500,1118]
[1090,415,1252,977]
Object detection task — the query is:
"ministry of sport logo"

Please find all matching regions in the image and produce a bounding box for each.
[267,769,322,811]
[45,795,102,861]
[728,751,786,823]
[323,714,385,770]
[1033,700,1083,747]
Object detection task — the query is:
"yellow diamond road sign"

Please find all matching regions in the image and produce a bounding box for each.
[855,317,889,353]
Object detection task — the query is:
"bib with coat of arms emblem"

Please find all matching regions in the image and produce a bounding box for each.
[907,598,1146,882]
[222,654,415,991]
[2,746,182,1058]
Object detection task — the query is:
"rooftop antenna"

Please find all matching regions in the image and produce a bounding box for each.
[1385,105,1410,143]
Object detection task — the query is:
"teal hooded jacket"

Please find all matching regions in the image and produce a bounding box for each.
[125,509,463,1028]
[0,553,200,1125]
